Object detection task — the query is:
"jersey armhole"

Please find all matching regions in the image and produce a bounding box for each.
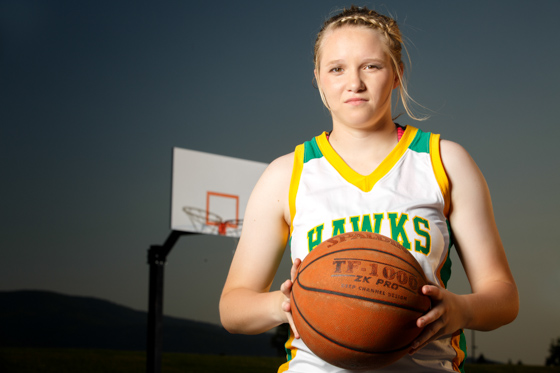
[289,144,305,236]
[430,134,451,217]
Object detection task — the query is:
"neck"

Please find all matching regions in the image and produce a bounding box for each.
[327,120,398,175]
[329,116,397,148]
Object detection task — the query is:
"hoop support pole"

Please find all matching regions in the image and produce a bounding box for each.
[146,230,197,373]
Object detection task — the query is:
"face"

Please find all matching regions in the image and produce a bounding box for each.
[315,26,400,129]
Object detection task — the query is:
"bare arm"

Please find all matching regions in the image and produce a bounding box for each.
[411,140,519,352]
[219,153,294,335]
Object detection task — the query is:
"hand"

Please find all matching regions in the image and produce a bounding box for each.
[409,285,467,354]
[280,258,301,339]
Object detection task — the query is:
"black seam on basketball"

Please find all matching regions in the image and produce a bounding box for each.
[292,286,411,355]
[297,281,427,314]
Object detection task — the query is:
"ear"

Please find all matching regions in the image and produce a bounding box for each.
[393,62,404,90]
[314,68,331,110]
[313,68,322,90]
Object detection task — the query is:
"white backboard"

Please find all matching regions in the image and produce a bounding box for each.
[171,147,268,237]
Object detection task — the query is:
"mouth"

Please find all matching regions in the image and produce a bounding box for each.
[345,98,368,105]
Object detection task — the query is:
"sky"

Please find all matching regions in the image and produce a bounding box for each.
[1,0,559,366]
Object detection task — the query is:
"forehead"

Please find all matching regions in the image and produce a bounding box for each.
[318,25,388,64]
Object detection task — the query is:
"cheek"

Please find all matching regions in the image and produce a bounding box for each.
[319,75,341,97]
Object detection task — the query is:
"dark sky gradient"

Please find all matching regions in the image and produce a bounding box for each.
[1,0,559,365]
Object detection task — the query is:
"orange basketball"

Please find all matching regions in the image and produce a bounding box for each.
[290,231,431,370]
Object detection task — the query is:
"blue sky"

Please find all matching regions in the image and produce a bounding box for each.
[1,0,559,365]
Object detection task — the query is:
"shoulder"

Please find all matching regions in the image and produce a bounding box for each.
[268,152,295,171]
[246,152,294,222]
[439,139,490,213]
[261,152,294,184]
[439,139,482,180]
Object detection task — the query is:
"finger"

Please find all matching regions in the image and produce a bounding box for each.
[410,330,443,354]
[291,258,302,281]
[410,316,445,354]
[417,306,441,328]
[280,279,293,297]
[281,297,291,312]
[409,330,432,354]
[285,310,300,339]
[416,294,446,328]
[422,285,443,300]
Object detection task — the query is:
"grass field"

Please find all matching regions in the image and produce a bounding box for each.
[0,348,558,373]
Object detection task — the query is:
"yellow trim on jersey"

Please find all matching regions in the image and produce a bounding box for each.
[430,134,451,217]
[315,126,419,193]
[278,332,297,373]
[289,145,305,236]
[451,330,466,372]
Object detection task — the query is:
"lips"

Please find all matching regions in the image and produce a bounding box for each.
[345,98,368,105]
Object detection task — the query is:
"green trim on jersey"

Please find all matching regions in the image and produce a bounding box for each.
[303,136,323,163]
[439,220,454,288]
[408,128,431,154]
[285,342,293,362]
[459,331,467,373]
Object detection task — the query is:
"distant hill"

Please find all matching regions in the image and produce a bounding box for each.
[0,290,282,356]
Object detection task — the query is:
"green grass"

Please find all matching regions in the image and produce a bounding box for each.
[0,348,286,373]
[463,365,560,373]
[0,348,558,373]
[0,348,147,373]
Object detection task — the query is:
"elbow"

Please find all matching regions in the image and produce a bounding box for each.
[492,283,520,330]
[505,289,520,325]
[219,296,238,334]
[219,292,251,335]
[220,315,241,335]
[219,312,254,335]
[471,281,519,331]
[502,281,519,326]
[220,321,239,335]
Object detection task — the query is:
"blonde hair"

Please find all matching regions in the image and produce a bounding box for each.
[314,5,426,121]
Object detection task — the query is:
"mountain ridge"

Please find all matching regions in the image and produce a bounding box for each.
[0,290,282,356]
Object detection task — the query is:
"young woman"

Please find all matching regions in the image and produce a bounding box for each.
[219,6,518,372]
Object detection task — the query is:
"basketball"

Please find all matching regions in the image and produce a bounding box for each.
[290,231,431,370]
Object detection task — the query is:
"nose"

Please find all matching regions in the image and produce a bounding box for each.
[347,70,365,92]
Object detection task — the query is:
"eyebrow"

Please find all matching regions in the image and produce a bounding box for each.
[323,59,344,66]
[323,58,386,66]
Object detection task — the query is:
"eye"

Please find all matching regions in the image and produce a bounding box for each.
[329,67,343,73]
[365,64,381,70]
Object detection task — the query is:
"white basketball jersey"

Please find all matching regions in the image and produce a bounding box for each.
[279,126,466,373]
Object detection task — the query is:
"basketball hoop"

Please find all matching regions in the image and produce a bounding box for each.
[218,219,243,255]
[218,218,243,237]
[183,206,243,241]
[183,206,222,235]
